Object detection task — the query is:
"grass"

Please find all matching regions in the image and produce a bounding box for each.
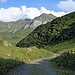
[0,36,75,74]
[45,38,75,75]
[0,45,53,74]
[50,51,75,75]
[44,38,75,53]
[50,62,75,75]
[0,58,24,74]
[0,20,31,45]
[1,28,33,45]
[51,52,75,69]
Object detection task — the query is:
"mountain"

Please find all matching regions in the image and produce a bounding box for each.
[16,12,75,48]
[0,19,32,45]
[0,13,56,45]
[29,13,56,29]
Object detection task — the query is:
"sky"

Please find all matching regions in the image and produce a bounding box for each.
[0,0,75,22]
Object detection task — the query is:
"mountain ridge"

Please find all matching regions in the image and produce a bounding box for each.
[16,12,75,48]
[0,13,56,45]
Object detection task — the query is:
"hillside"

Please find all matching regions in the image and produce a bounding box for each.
[16,12,75,75]
[0,19,32,45]
[0,13,56,45]
[16,12,75,48]
[0,36,54,74]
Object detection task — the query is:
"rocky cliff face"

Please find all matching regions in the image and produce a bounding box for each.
[27,13,56,29]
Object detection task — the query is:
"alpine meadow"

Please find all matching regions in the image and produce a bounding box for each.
[0,0,75,75]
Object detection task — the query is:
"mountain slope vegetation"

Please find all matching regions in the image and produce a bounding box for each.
[0,13,55,45]
[0,19,32,45]
[16,12,75,48]
[50,50,75,75]
[0,36,54,74]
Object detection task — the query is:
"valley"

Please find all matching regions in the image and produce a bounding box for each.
[0,11,75,75]
[0,13,56,45]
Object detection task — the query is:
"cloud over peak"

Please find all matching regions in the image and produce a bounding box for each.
[0,6,67,22]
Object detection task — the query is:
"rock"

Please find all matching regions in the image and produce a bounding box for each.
[3,41,11,46]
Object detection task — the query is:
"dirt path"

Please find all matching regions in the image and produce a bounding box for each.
[7,54,59,75]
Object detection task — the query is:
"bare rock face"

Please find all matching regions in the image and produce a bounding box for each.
[29,13,56,29]
[30,20,42,29]
[0,36,11,46]
[0,13,56,32]
[21,13,56,29]
[21,24,30,30]
[3,41,11,46]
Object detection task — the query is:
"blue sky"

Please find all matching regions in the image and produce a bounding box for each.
[0,0,75,22]
[0,0,61,11]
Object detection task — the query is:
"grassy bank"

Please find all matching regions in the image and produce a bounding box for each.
[0,46,53,74]
[50,62,75,75]
[44,38,75,53]
[50,51,75,75]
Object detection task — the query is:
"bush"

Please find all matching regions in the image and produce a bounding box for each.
[0,58,24,74]
[51,51,75,70]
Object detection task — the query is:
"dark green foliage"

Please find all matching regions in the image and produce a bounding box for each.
[16,12,75,48]
[0,58,24,74]
[51,51,75,70]
[53,22,75,42]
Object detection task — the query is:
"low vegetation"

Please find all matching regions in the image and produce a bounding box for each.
[0,13,55,45]
[0,43,53,74]
[51,51,75,69]
[47,38,75,75]
[50,50,75,75]
[44,38,75,53]
[0,12,75,75]
[10,11,75,75]
[50,62,75,75]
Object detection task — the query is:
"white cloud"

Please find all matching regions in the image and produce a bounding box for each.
[58,0,75,12]
[0,7,22,22]
[0,0,6,3]
[50,11,67,17]
[40,7,51,14]
[20,6,41,19]
[0,6,68,22]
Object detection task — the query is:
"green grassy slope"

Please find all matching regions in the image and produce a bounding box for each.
[50,50,75,75]
[16,12,75,48]
[44,38,75,53]
[0,46,53,74]
[0,37,53,74]
[2,28,33,45]
[0,20,32,45]
[51,51,75,70]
